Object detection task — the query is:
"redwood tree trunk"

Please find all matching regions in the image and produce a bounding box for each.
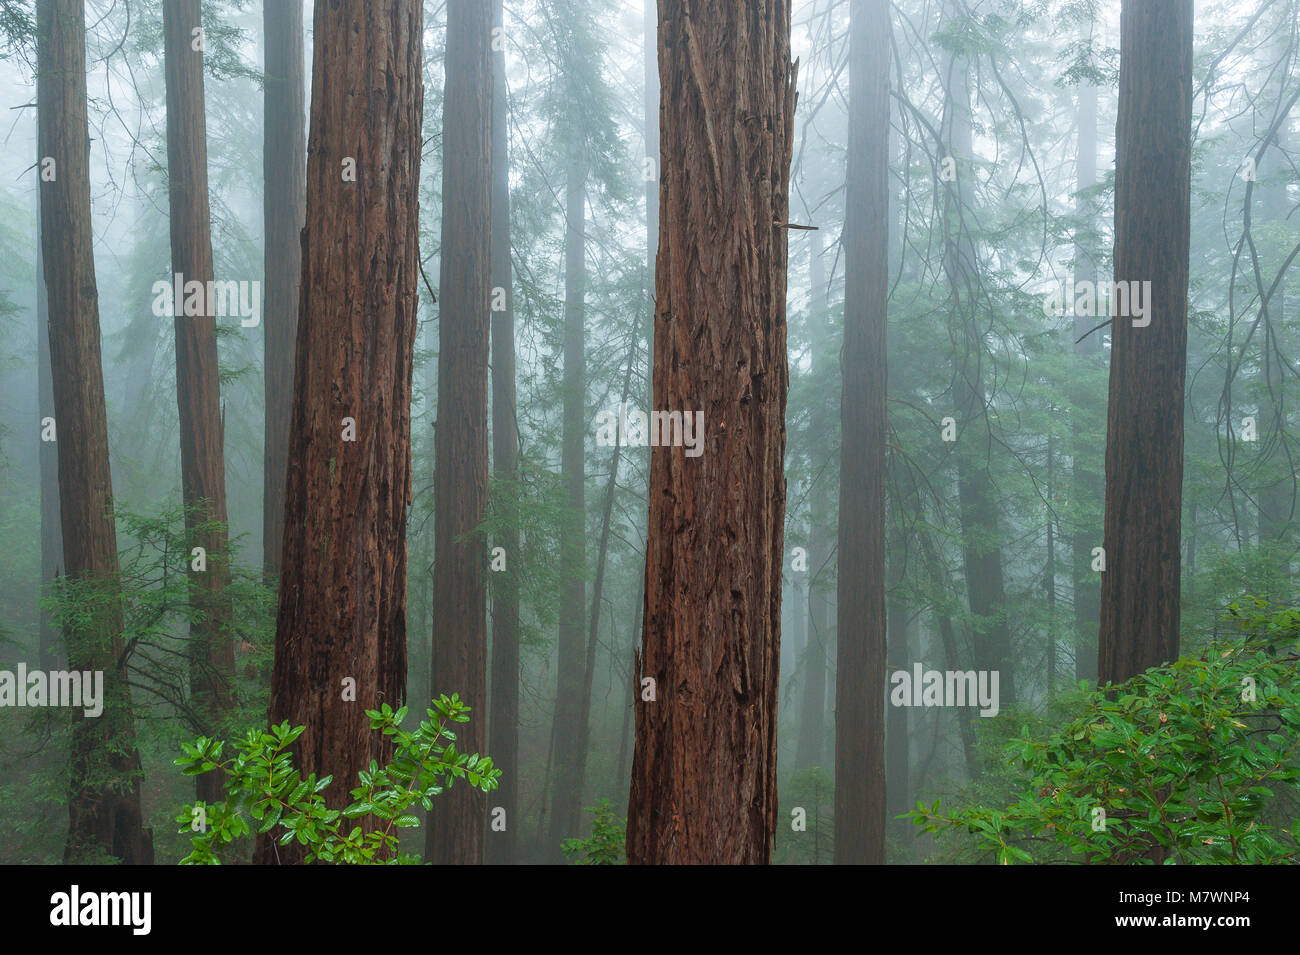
[627,0,796,866]
[426,0,492,866]
[263,0,306,583]
[163,1,235,793]
[486,0,520,867]
[38,0,153,865]
[262,0,422,865]
[834,0,889,866]
[1097,0,1192,686]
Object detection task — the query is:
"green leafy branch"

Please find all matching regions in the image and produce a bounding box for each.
[174,693,500,864]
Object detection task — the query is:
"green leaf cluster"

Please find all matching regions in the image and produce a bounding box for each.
[173,694,500,864]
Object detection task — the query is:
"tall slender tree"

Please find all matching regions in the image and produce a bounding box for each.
[1072,81,1102,685]
[1097,0,1192,686]
[487,0,520,867]
[261,0,423,865]
[38,0,153,865]
[163,0,234,791]
[627,0,796,865]
[263,0,306,582]
[426,0,492,866]
[549,131,588,861]
[835,0,890,865]
[940,23,1015,709]
[36,206,61,672]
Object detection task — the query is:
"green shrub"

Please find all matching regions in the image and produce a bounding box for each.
[911,600,1300,864]
[174,694,499,864]
[561,799,626,864]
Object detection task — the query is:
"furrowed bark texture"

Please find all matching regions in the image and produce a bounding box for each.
[834,0,889,865]
[163,0,235,786]
[1097,0,1192,686]
[263,0,421,864]
[426,0,491,866]
[38,0,153,865]
[263,0,306,582]
[627,0,796,866]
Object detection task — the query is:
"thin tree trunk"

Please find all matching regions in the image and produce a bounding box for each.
[835,0,889,866]
[572,319,641,824]
[1098,0,1192,687]
[486,0,520,867]
[627,0,796,865]
[426,0,492,866]
[163,1,235,799]
[36,202,62,672]
[1072,81,1102,685]
[941,26,1015,707]
[261,0,422,865]
[548,144,587,859]
[263,0,306,583]
[38,0,153,865]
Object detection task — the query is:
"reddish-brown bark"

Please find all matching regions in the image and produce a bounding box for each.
[163,1,235,795]
[38,0,153,865]
[261,0,422,864]
[627,0,796,865]
[1098,0,1192,686]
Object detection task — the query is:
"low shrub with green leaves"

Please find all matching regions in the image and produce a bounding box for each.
[561,799,626,864]
[911,600,1300,864]
[174,694,499,864]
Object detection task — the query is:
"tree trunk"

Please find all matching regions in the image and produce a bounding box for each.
[261,0,422,865]
[263,0,306,583]
[941,28,1015,707]
[1072,81,1102,685]
[572,320,641,833]
[548,144,587,859]
[38,0,153,865]
[486,0,520,867]
[426,0,492,866]
[627,0,796,866]
[163,1,235,797]
[1097,0,1192,687]
[834,0,889,866]
[36,203,62,672]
